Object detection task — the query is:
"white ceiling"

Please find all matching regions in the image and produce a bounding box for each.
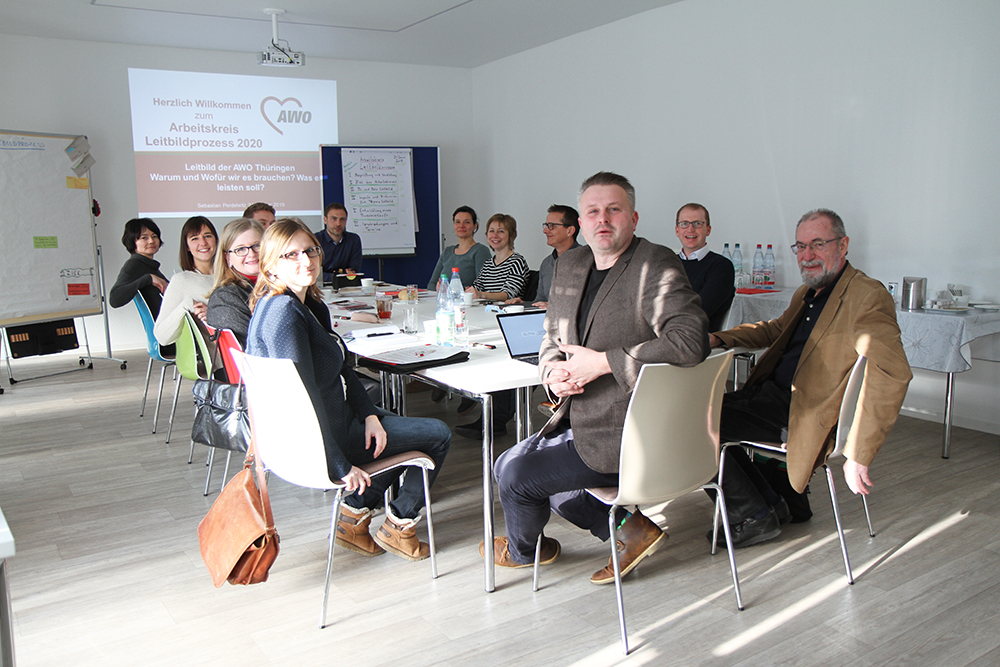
[0,0,684,68]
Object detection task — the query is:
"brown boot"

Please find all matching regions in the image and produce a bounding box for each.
[336,505,385,557]
[479,536,560,568]
[374,511,430,561]
[590,511,666,585]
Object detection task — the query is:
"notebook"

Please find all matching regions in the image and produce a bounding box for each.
[496,310,547,366]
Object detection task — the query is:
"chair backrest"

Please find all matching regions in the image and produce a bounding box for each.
[233,350,340,491]
[175,312,213,381]
[216,329,244,384]
[614,350,733,506]
[832,355,868,459]
[132,292,169,361]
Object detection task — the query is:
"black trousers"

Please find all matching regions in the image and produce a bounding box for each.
[717,380,792,524]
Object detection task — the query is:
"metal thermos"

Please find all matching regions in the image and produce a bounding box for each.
[901,277,926,310]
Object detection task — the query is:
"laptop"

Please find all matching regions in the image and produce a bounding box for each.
[496,310,547,366]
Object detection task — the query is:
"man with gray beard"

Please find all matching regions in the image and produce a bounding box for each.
[707,209,911,548]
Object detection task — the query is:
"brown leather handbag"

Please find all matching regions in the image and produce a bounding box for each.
[198,440,279,587]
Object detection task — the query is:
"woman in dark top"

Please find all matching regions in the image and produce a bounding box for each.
[109,218,168,318]
[246,220,451,561]
[206,218,263,348]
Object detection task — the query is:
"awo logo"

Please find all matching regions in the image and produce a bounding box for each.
[260,96,313,135]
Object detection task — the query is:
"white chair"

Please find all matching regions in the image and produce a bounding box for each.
[715,354,875,585]
[233,350,438,628]
[533,351,742,655]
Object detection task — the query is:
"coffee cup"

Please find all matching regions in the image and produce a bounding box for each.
[463,292,474,306]
[360,278,375,294]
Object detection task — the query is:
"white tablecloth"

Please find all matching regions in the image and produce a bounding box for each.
[724,289,1000,374]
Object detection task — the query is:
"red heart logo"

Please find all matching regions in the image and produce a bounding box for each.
[260,96,303,136]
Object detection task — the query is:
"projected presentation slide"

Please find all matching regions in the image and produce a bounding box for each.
[128,68,337,218]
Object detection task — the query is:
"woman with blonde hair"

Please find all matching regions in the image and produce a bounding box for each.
[467,213,529,301]
[206,218,263,347]
[246,219,451,561]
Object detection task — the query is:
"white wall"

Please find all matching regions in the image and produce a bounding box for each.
[0,34,473,352]
[469,0,1000,435]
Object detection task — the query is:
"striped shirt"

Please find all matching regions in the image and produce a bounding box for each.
[472,252,529,299]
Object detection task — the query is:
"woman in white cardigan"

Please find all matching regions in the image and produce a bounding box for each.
[153,216,218,346]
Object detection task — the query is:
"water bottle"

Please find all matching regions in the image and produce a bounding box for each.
[763,244,776,287]
[752,244,765,285]
[732,243,743,275]
[722,243,732,263]
[448,267,464,302]
[435,273,454,346]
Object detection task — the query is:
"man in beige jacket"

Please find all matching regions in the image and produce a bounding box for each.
[710,208,912,547]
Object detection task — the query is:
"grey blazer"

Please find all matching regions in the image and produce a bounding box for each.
[539,236,710,473]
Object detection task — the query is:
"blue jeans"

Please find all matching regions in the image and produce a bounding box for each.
[494,425,620,564]
[341,409,451,520]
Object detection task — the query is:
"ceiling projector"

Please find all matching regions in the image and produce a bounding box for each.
[258,45,305,67]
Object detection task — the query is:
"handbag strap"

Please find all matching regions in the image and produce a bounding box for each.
[246,436,276,532]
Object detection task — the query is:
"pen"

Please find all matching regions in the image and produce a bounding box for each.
[367,332,394,337]
[472,342,496,349]
[332,315,352,320]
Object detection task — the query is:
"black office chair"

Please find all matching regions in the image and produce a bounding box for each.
[522,270,539,302]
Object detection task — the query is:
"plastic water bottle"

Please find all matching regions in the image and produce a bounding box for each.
[449,268,468,346]
[752,244,765,285]
[722,243,732,263]
[732,243,744,275]
[763,244,776,287]
[448,267,464,303]
[435,273,454,346]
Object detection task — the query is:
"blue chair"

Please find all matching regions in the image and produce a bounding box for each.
[133,293,175,434]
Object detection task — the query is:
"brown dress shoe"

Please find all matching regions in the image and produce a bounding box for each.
[590,511,666,585]
[479,536,560,568]
[336,506,385,557]
[374,515,430,561]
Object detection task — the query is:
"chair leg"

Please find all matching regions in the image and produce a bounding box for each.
[164,374,183,443]
[202,448,216,496]
[140,357,153,417]
[187,439,196,464]
[532,534,542,592]
[825,465,855,585]
[711,445,732,555]
[320,489,344,629]
[608,505,629,655]
[220,451,233,493]
[861,494,875,537]
[421,468,438,580]
[705,482,744,611]
[152,364,168,433]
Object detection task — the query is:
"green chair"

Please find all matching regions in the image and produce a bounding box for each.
[164,311,213,445]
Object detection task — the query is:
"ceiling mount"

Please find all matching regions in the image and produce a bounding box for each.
[258,7,304,67]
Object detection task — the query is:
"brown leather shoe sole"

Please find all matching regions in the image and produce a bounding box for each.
[335,535,385,557]
[374,525,430,561]
[590,531,667,585]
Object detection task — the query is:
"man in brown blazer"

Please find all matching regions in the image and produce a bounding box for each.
[485,172,710,584]
[710,209,912,547]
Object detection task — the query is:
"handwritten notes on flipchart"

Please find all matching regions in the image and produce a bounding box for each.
[341,148,416,252]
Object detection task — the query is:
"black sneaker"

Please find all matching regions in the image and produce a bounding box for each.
[454,420,507,440]
[772,497,792,525]
[708,507,781,549]
[430,388,447,403]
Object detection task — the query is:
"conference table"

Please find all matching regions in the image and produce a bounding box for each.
[328,288,541,592]
[724,288,1000,458]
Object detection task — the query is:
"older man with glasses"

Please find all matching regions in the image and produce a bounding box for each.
[675,203,735,330]
[707,208,912,548]
[505,204,581,310]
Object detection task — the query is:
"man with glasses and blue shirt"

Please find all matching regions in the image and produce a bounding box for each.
[505,204,580,309]
[708,208,911,548]
[675,203,735,330]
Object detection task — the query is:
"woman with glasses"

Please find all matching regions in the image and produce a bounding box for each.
[426,205,491,291]
[153,215,218,346]
[206,218,264,348]
[109,217,170,318]
[247,220,451,561]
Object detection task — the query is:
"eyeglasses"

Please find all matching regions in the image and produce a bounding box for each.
[227,243,261,257]
[541,222,570,231]
[790,237,843,255]
[675,221,707,229]
[279,246,321,262]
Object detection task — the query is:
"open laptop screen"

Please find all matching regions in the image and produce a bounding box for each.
[496,311,547,360]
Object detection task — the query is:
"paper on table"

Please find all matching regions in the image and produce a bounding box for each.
[345,328,420,356]
[365,345,467,366]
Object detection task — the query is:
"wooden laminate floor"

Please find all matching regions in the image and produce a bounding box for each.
[1,351,999,666]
